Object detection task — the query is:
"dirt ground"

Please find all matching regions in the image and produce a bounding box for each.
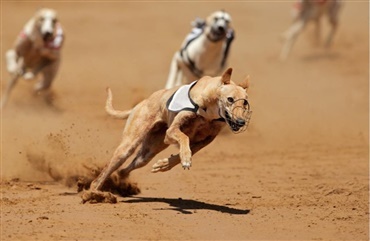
[1,1,369,240]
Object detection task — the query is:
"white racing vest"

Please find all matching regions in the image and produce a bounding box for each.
[166,81,199,113]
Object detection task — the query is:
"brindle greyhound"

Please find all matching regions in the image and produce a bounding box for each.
[82,68,252,203]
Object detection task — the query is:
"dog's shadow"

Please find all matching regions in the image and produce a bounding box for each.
[123,196,250,215]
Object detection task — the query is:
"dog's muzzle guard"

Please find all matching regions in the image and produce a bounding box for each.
[223,99,252,134]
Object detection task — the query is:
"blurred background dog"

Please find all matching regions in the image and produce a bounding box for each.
[1,8,64,109]
[280,0,342,60]
[165,10,235,89]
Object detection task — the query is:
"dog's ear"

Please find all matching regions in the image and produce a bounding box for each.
[221,68,233,85]
[239,75,250,90]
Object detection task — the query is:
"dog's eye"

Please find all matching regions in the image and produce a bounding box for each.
[227,97,234,103]
[214,17,219,21]
[243,99,249,106]
[52,19,57,24]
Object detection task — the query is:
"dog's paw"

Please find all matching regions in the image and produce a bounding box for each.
[151,158,170,173]
[81,190,117,204]
[181,158,192,170]
[180,148,192,170]
[23,72,35,80]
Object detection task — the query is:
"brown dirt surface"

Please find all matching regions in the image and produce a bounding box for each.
[1,2,369,241]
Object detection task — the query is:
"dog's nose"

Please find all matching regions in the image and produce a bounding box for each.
[42,31,53,40]
[218,26,225,32]
[236,118,245,127]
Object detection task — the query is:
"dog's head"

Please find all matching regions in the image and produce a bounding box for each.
[205,10,232,42]
[217,68,252,133]
[35,8,59,41]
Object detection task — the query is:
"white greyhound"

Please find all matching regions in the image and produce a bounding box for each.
[1,8,65,109]
[280,0,342,60]
[165,10,235,89]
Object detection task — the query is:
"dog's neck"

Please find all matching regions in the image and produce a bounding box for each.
[190,78,223,121]
[202,33,225,47]
[206,33,226,43]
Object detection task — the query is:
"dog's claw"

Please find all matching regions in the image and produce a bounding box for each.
[181,162,191,170]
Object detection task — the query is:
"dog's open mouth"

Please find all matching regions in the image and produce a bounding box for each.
[210,26,227,40]
[225,111,242,132]
[43,32,54,41]
[224,109,252,134]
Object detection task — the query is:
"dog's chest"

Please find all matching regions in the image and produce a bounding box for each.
[23,47,47,67]
[187,38,224,74]
[181,117,224,142]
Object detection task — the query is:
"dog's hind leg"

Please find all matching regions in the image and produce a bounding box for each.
[280,20,306,60]
[82,137,144,204]
[325,2,341,48]
[89,138,143,192]
[117,122,168,178]
[89,106,159,192]
[82,117,162,203]
[165,54,181,89]
[313,18,321,46]
[174,69,183,87]
[151,154,181,173]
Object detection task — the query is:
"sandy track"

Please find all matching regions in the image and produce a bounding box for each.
[1,1,369,240]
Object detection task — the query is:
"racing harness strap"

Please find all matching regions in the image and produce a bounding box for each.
[166,80,226,123]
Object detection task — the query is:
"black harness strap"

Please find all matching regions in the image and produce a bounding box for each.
[166,81,199,113]
[221,29,235,68]
[214,117,226,122]
[180,49,203,78]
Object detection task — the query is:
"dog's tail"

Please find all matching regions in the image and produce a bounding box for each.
[105,87,132,119]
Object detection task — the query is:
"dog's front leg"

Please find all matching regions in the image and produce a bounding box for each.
[164,112,195,169]
[39,48,60,60]
[152,134,218,172]
[35,59,60,93]
[5,50,19,75]
[1,55,24,109]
